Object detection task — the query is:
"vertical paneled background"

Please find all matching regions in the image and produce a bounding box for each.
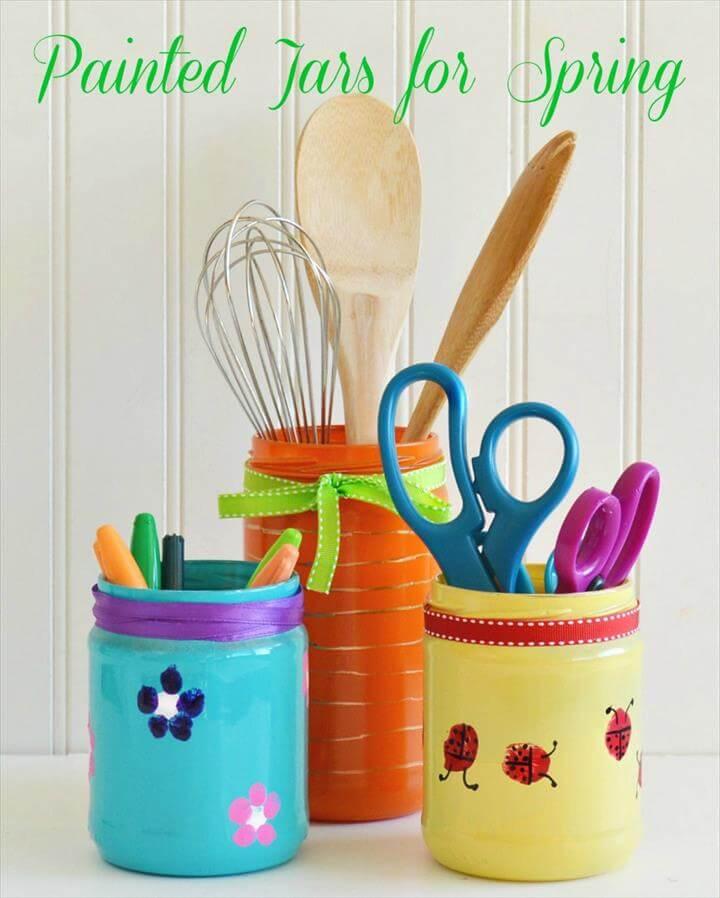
[1,0,718,754]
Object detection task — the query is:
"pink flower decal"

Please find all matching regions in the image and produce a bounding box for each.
[229,782,280,847]
[88,719,95,781]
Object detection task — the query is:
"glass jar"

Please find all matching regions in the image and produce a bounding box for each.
[243,426,445,821]
[88,560,307,876]
[423,565,642,881]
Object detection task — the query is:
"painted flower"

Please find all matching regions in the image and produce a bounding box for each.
[88,719,95,780]
[229,783,281,847]
[137,665,205,741]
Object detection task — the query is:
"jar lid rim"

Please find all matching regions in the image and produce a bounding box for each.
[98,560,299,605]
[430,564,636,620]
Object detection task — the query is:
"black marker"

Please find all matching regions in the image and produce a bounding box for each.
[162,534,185,590]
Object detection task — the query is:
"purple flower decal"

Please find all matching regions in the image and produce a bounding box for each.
[137,665,205,741]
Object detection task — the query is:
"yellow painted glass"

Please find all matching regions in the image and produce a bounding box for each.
[423,566,642,881]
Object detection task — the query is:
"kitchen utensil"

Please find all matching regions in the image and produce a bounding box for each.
[196,201,341,443]
[545,462,660,593]
[296,95,421,444]
[403,130,576,442]
[379,363,579,592]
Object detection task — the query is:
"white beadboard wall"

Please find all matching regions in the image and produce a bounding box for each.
[1,0,718,754]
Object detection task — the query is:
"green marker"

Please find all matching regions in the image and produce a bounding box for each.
[130,513,161,590]
[248,528,302,588]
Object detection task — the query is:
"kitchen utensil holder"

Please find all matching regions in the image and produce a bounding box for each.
[423,565,642,881]
[88,561,307,876]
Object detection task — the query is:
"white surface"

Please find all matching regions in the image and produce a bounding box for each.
[1,754,718,898]
[2,0,719,754]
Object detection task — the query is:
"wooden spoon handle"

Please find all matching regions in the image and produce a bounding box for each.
[403,131,576,443]
[337,287,413,444]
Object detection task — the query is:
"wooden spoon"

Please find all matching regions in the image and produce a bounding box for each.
[403,130,576,442]
[296,95,421,444]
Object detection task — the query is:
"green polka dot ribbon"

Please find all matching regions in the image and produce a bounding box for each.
[218,461,451,594]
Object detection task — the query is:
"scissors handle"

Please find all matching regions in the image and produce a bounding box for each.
[378,363,494,591]
[554,488,622,592]
[544,553,605,593]
[601,462,660,587]
[473,402,580,593]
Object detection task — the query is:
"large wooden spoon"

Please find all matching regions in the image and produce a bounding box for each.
[296,95,421,445]
[403,130,576,442]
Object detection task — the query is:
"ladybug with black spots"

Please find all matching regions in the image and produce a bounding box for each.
[502,741,558,788]
[439,723,479,790]
[605,698,634,760]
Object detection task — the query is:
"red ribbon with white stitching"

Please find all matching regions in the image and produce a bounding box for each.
[424,603,639,647]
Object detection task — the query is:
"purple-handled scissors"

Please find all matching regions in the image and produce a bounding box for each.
[545,462,660,593]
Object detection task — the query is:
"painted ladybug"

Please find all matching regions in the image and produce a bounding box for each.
[502,741,558,787]
[439,723,479,790]
[605,698,634,760]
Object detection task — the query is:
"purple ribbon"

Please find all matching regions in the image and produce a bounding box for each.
[92,585,304,642]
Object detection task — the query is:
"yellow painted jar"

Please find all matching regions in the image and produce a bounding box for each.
[423,565,642,882]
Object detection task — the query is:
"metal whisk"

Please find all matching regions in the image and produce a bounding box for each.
[196,201,340,443]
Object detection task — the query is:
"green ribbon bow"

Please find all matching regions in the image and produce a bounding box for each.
[218,461,450,594]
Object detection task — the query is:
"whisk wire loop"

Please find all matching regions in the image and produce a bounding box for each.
[196,201,340,443]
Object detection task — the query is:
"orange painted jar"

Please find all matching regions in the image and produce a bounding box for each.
[243,427,444,822]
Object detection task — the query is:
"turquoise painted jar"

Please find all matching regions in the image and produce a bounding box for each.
[88,560,308,876]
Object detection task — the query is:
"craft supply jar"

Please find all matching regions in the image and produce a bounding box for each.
[423,565,642,881]
[88,561,307,876]
[222,426,447,821]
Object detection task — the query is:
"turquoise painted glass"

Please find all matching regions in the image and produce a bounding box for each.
[88,560,308,876]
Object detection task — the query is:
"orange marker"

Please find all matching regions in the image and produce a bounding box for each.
[96,525,147,588]
[249,544,299,588]
[93,540,105,576]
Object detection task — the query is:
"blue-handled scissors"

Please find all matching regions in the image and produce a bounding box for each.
[378,363,580,593]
